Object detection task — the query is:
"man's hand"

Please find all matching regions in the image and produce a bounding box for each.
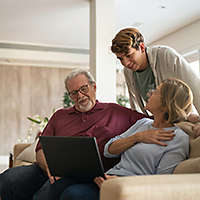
[193,124,200,138]
[36,149,61,184]
[188,114,200,123]
[94,175,117,189]
[45,167,61,184]
[135,129,175,146]
[187,114,200,138]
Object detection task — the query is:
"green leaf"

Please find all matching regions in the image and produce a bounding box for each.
[63,92,74,108]
[116,95,129,107]
[44,117,49,122]
[27,117,41,124]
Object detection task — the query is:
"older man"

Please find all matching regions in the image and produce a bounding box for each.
[0,69,148,200]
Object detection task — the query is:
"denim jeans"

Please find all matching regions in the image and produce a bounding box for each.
[33,176,99,200]
[60,183,99,200]
[0,164,48,200]
[0,173,3,196]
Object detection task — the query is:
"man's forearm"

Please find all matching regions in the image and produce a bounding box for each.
[36,149,48,172]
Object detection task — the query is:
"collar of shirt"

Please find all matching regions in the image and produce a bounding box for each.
[68,100,104,114]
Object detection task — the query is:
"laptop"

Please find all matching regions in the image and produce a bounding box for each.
[39,136,105,179]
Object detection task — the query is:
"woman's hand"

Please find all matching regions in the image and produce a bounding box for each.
[135,129,175,146]
[94,174,117,188]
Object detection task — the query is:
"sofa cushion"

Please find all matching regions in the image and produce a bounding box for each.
[174,157,200,174]
[14,159,33,167]
[100,174,200,200]
[176,121,200,158]
[174,121,200,173]
[15,139,38,163]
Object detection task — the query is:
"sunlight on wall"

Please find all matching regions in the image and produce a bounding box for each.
[190,60,200,75]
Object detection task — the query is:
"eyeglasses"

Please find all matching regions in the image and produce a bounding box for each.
[68,84,89,98]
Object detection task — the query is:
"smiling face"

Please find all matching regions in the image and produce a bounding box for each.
[67,74,96,112]
[115,44,148,71]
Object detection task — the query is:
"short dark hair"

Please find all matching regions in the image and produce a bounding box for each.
[111,28,144,55]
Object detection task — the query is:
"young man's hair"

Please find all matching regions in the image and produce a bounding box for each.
[111,28,144,55]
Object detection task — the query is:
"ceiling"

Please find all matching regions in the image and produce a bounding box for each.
[0,0,199,51]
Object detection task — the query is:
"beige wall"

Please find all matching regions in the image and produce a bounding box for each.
[150,19,200,56]
[0,64,73,155]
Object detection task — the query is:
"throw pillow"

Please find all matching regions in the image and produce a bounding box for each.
[16,139,38,163]
[174,157,200,174]
[174,121,200,173]
[176,121,200,158]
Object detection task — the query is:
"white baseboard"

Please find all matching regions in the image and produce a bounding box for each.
[0,155,9,165]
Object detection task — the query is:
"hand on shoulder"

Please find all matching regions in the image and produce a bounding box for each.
[187,113,200,138]
[187,113,200,123]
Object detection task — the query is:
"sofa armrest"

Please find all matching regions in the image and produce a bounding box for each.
[100,174,200,200]
[13,143,32,167]
[13,143,31,159]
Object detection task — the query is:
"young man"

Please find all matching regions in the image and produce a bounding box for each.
[111,28,200,115]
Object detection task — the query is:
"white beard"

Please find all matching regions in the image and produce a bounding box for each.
[78,99,93,112]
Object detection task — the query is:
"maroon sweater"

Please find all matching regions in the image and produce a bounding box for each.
[36,100,146,171]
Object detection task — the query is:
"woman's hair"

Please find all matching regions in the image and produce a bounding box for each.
[64,69,95,92]
[160,78,193,124]
[111,28,144,55]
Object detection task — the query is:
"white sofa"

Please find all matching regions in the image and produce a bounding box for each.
[100,173,200,200]
[12,122,200,199]
[100,121,200,200]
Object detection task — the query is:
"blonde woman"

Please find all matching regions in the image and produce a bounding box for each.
[111,28,200,115]
[95,78,192,188]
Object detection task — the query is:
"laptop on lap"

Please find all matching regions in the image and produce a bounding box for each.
[39,136,105,179]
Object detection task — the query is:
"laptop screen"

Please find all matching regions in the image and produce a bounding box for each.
[39,136,105,179]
